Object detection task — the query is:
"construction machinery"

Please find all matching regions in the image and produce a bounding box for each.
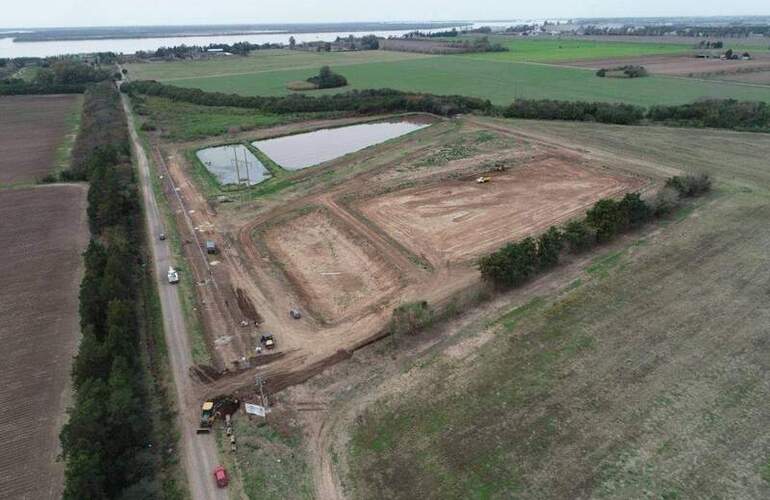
[260,334,276,350]
[476,176,490,184]
[196,397,241,434]
[197,401,215,433]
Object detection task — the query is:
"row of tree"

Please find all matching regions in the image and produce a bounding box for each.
[596,65,648,78]
[504,98,770,131]
[479,175,711,288]
[122,79,770,132]
[0,59,112,95]
[59,82,169,499]
[121,80,492,116]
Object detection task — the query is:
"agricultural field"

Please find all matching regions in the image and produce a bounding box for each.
[458,37,689,63]
[0,94,82,184]
[124,48,428,81]
[140,53,770,106]
[0,185,88,500]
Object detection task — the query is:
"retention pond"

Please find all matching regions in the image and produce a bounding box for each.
[196,144,271,186]
[252,119,429,170]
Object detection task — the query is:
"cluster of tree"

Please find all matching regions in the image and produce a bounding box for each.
[446,36,508,53]
[307,65,348,89]
[404,28,460,38]
[698,40,724,49]
[648,99,770,131]
[0,58,112,95]
[722,48,752,60]
[582,24,770,38]
[479,177,711,287]
[503,99,645,125]
[331,34,380,50]
[65,82,130,181]
[136,41,282,59]
[59,81,166,498]
[504,24,540,34]
[121,80,492,116]
[596,65,648,78]
[503,98,770,131]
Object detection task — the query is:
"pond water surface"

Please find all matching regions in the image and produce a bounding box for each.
[196,144,270,185]
[251,120,430,171]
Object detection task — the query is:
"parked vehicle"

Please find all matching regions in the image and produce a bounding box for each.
[290,308,301,319]
[213,465,229,488]
[167,266,179,284]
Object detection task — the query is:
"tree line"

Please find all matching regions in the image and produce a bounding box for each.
[122,79,770,133]
[121,80,493,116]
[59,81,177,499]
[479,175,712,288]
[0,59,112,95]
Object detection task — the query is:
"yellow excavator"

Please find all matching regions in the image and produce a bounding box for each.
[197,397,241,434]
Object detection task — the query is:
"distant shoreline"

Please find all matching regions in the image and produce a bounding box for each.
[8,22,469,43]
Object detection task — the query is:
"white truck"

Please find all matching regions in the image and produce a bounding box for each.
[167,266,180,284]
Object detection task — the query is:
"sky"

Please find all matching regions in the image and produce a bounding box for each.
[2,0,768,28]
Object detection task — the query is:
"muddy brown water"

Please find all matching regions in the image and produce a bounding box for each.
[196,144,271,185]
[251,120,429,171]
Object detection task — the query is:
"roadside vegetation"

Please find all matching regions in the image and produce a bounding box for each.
[58,81,183,499]
[0,58,112,95]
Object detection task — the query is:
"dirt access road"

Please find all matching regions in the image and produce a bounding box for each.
[122,94,227,500]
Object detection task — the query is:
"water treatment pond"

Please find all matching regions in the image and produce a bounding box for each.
[196,144,271,185]
[252,120,430,170]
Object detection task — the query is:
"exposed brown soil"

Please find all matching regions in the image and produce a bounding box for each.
[562,52,770,77]
[263,209,402,323]
[0,95,80,184]
[151,113,659,406]
[358,158,645,267]
[0,185,88,500]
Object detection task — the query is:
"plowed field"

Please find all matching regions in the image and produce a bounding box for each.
[0,185,88,500]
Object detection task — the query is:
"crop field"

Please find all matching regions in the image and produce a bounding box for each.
[124,48,428,81]
[154,55,770,106]
[0,94,82,184]
[342,120,770,499]
[459,37,689,63]
[0,185,88,500]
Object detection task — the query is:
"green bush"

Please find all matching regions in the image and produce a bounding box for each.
[563,219,595,253]
[537,226,564,269]
[665,173,712,197]
[389,301,434,336]
[307,65,348,89]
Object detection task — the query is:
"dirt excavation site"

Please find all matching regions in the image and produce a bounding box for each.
[157,115,652,396]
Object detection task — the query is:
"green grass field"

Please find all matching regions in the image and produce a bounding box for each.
[125,41,770,106]
[162,56,770,106]
[346,118,770,499]
[460,37,689,63]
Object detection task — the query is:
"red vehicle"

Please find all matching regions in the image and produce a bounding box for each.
[213,465,229,488]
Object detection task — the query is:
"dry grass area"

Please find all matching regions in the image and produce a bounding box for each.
[335,120,770,499]
[0,95,81,184]
[0,185,88,500]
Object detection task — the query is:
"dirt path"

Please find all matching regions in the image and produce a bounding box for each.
[122,94,227,500]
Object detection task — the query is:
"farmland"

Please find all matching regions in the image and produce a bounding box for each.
[0,185,88,500]
[136,53,770,106]
[0,94,82,184]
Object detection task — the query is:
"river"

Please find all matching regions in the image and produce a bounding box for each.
[0,28,458,58]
